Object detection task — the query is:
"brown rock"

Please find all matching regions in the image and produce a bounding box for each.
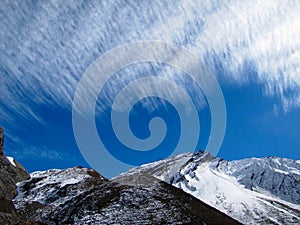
[0,126,30,225]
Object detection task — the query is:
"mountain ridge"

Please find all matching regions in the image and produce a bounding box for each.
[1,126,299,224]
[122,150,300,224]
[13,149,299,224]
[14,166,241,225]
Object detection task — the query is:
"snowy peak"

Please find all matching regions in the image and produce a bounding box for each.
[191,150,216,163]
[114,152,193,184]
[170,151,215,183]
[126,150,300,224]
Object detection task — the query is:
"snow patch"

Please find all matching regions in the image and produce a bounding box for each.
[60,177,82,188]
[274,168,289,175]
[7,156,16,167]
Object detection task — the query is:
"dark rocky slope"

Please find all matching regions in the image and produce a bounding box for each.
[14,168,241,225]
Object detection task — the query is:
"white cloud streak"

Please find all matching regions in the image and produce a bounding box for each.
[17,146,64,160]
[4,132,64,161]
[0,0,299,127]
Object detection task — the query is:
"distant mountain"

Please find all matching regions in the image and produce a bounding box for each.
[120,151,300,224]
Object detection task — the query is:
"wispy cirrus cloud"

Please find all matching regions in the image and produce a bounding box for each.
[199,0,300,111]
[0,0,299,129]
[3,132,63,161]
[17,146,64,160]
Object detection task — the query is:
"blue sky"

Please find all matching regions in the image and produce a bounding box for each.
[1,0,300,178]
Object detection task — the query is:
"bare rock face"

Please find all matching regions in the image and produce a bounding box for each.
[0,126,30,225]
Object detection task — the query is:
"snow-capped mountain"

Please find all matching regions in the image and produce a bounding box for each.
[8,146,300,224]
[14,166,240,225]
[121,151,300,224]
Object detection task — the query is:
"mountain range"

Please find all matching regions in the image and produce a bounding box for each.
[0,128,299,224]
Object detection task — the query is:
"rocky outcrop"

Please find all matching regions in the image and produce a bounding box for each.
[0,126,30,225]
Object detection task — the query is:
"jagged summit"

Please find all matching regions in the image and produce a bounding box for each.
[189,150,215,163]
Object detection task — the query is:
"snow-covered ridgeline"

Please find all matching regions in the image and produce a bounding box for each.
[169,151,300,224]
[123,150,300,224]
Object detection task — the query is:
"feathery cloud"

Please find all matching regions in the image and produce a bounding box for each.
[0,0,299,129]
